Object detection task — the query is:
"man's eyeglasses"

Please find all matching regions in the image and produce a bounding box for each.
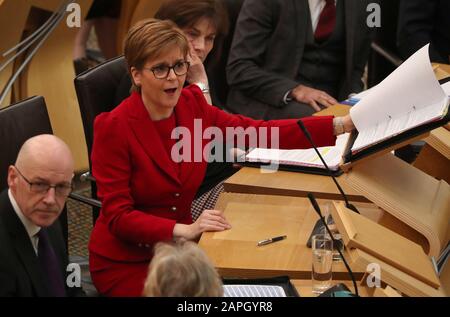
[144,61,190,79]
[14,166,73,197]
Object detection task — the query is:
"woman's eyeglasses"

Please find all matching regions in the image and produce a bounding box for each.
[145,61,190,79]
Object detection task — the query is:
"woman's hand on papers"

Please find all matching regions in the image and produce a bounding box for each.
[291,84,338,111]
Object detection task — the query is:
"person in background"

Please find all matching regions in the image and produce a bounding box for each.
[143,241,223,297]
[89,18,354,296]
[397,0,450,64]
[73,0,122,75]
[226,0,374,119]
[155,0,229,105]
[0,135,84,297]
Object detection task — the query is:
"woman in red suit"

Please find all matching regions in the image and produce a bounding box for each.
[89,18,355,296]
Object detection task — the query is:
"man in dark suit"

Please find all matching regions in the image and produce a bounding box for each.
[226,0,374,119]
[0,134,83,297]
[397,0,450,64]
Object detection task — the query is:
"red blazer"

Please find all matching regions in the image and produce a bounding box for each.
[89,85,335,262]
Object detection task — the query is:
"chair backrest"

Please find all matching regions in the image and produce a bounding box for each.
[0,96,68,246]
[0,96,53,191]
[74,55,128,160]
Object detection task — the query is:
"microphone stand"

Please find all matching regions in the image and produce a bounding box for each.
[297,120,360,248]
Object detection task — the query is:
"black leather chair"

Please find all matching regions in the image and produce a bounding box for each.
[75,55,128,157]
[74,55,128,222]
[0,96,68,246]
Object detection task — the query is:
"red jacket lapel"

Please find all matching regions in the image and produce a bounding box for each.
[126,92,180,184]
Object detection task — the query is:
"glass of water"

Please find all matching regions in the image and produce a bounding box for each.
[312,233,333,294]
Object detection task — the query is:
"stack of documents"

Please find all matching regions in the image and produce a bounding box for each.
[349,44,449,154]
[245,133,350,171]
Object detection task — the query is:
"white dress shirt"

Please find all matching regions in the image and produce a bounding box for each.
[8,189,41,254]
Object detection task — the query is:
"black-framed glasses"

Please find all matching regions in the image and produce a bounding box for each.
[14,166,73,197]
[144,61,190,79]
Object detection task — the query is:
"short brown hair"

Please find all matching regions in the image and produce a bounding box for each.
[155,0,229,36]
[124,18,189,92]
[143,241,223,297]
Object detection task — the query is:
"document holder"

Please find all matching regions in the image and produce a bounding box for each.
[342,111,450,166]
[241,161,343,177]
[341,152,450,258]
[330,201,447,296]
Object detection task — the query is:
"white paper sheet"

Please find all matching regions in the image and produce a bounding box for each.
[349,44,448,153]
[441,81,450,96]
[223,285,287,297]
[245,133,350,171]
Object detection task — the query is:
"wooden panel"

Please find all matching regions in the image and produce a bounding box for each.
[223,167,369,202]
[0,0,30,108]
[344,153,450,257]
[115,0,165,54]
[350,249,446,297]
[24,0,93,172]
[413,144,450,184]
[424,127,450,160]
[116,0,139,54]
[314,104,351,117]
[28,0,66,11]
[433,63,450,80]
[332,201,440,288]
[129,0,164,27]
[371,286,402,297]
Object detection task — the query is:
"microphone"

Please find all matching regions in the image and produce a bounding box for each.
[297,120,360,214]
[297,120,360,248]
[308,193,359,297]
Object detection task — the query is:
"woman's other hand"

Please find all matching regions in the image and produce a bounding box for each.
[173,209,231,241]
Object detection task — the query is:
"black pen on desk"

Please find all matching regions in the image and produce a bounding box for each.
[257,235,287,246]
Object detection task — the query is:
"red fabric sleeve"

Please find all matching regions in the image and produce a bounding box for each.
[188,84,336,149]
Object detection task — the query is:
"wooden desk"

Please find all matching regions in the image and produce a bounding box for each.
[199,193,382,280]
[313,104,350,117]
[223,167,369,202]
[433,63,450,80]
